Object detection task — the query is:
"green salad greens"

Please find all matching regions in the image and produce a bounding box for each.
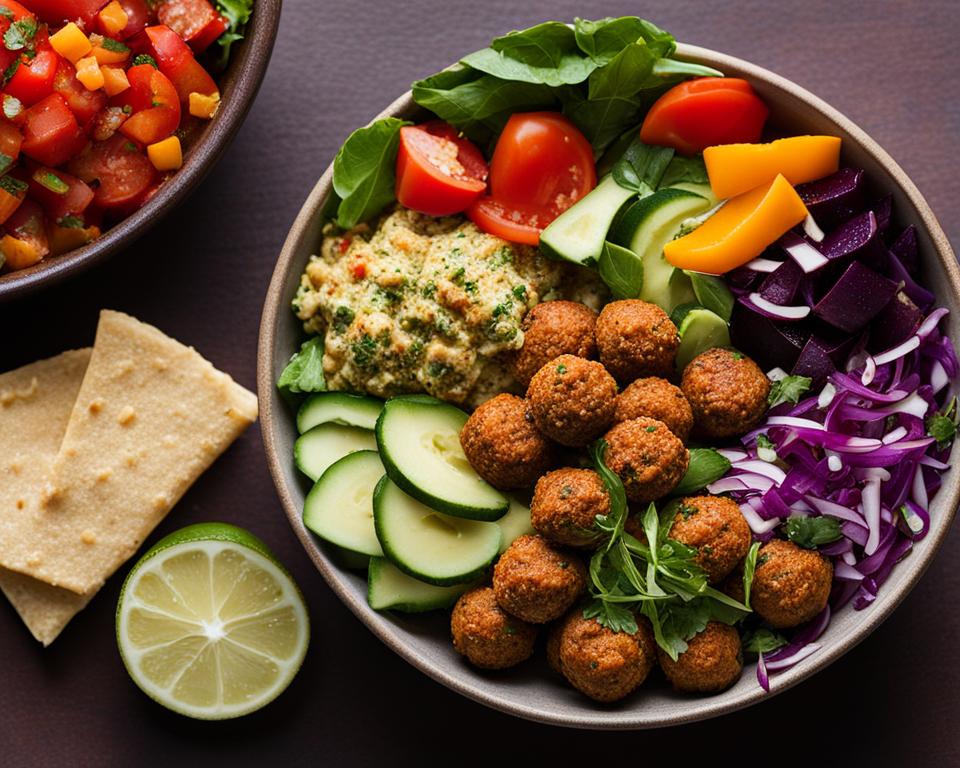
[326,16,720,230]
[214,0,254,69]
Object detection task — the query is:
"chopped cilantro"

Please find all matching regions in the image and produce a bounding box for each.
[133,54,158,68]
[350,335,377,368]
[4,17,36,51]
[99,37,130,53]
[783,515,842,549]
[927,397,958,448]
[2,93,20,120]
[556,363,567,374]
[57,215,85,229]
[332,306,354,333]
[768,374,812,408]
[511,284,527,301]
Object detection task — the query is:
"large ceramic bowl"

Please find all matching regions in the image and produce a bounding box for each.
[0,0,282,302]
[257,43,960,729]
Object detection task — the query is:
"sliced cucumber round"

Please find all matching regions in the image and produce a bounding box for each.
[296,392,384,434]
[303,450,384,557]
[375,397,509,521]
[294,423,377,482]
[676,307,731,372]
[497,496,535,554]
[367,557,472,612]
[373,476,501,586]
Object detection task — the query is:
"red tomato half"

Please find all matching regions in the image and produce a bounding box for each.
[467,112,596,245]
[640,78,769,155]
[0,119,23,159]
[114,63,180,144]
[395,121,488,217]
[53,60,107,127]
[28,167,94,222]
[68,132,155,209]
[6,50,61,107]
[24,0,109,24]
[144,24,217,101]
[20,93,85,166]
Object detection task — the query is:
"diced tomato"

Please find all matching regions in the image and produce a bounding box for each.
[467,112,596,245]
[4,198,49,262]
[22,0,110,24]
[112,63,179,144]
[28,167,94,222]
[98,0,150,40]
[6,50,61,107]
[0,2,35,21]
[144,24,216,101]
[0,119,23,160]
[68,132,155,208]
[21,93,86,166]
[395,121,488,217]
[640,78,770,156]
[156,0,214,42]
[188,13,227,53]
[90,104,127,141]
[53,59,108,127]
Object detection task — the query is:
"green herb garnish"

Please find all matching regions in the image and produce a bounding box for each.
[4,17,36,51]
[783,515,843,549]
[768,374,812,408]
[926,397,958,449]
[672,448,731,496]
[277,337,326,395]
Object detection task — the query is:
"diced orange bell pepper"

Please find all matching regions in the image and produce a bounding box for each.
[49,22,93,65]
[0,234,43,271]
[147,135,182,171]
[101,66,130,96]
[704,135,842,200]
[0,177,26,225]
[98,1,129,37]
[48,222,100,256]
[75,56,105,91]
[664,174,808,274]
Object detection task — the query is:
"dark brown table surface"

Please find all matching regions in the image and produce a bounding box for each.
[2,1,958,765]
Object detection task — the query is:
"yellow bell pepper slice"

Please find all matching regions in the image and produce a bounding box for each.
[48,224,101,257]
[704,135,841,200]
[664,174,808,274]
[0,234,43,271]
[147,136,183,171]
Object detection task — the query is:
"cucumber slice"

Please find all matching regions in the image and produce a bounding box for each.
[609,188,714,313]
[367,557,471,612]
[303,450,384,557]
[375,397,509,521]
[539,175,636,267]
[296,392,384,433]
[373,477,501,586]
[497,496,535,554]
[669,181,718,207]
[294,423,377,482]
[676,307,731,372]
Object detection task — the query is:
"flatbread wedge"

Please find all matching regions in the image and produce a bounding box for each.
[0,310,258,595]
[0,349,93,645]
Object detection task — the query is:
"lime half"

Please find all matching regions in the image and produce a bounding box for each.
[117,523,309,720]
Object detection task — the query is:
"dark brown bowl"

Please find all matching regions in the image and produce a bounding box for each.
[0,0,282,302]
[258,44,960,729]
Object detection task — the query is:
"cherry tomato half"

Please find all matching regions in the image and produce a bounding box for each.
[640,78,769,156]
[68,132,155,209]
[53,60,107,127]
[115,64,180,145]
[467,112,596,245]
[395,121,488,217]
[145,24,217,101]
[21,0,108,24]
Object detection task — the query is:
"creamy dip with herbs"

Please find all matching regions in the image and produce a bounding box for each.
[294,207,605,404]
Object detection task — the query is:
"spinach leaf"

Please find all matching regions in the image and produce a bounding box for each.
[574,16,675,64]
[277,338,326,395]
[673,448,731,496]
[687,271,734,322]
[612,139,674,194]
[768,374,812,408]
[462,21,597,86]
[783,515,843,549]
[332,117,409,229]
[659,154,710,187]
[598,241,643,300]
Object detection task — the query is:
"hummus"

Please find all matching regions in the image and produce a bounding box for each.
[294,208,604,404]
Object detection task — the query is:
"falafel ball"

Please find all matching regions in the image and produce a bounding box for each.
[603,417,689,503]
[493,534,587,624]
[557,612,657,702]
[460,393,557,489]
[751,539,833,628]
[658,621,743,693]
[595,300,679,382]
[451,586,538,669]
[530,468,608,548]
[669,496,752,584]
[615,377,694,442]
[526,354,617,447]
[511,300,598,387]
[545,621,564,674]
[681,347,770,439]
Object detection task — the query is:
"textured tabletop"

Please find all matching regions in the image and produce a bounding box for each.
[1,1,958,765]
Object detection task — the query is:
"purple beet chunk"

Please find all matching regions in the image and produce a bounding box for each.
[886,247,934,309]
[726,264,764,292]
[730,301,810,371]
[813,260,898,333]
[796,168,865,229]
[792,337,837,389]
[869,291,924,351]
[821,211,887,270]
[759,258,804,305]
[811,321,859,365]
[890,225,919,275]
[873,194,893,235]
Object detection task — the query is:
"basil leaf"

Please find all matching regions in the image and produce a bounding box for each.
[768,374,812,408]
[673,448,731,496]
[277,338,326,395]
[332,117,409,229]
[612,139,674,194]
[783,515,843,549]
[574,16,675,64]
[461,21,597,86]
[686,271,734,322]
[598,241,643,300]
[659,154,710,187]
